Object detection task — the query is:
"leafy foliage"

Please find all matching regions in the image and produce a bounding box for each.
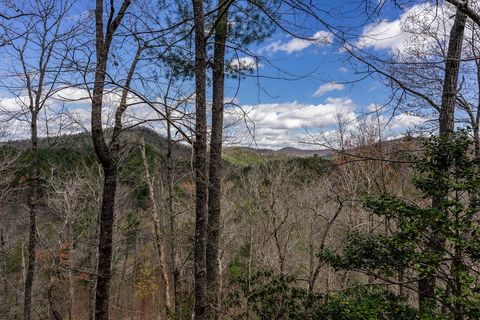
[321,132,480,318]
[227,271,417,319]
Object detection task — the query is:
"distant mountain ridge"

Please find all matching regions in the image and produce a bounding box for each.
[224,146,335,158]
[0,127,192,159]
[275,147,335,157]
[2,127,418,161]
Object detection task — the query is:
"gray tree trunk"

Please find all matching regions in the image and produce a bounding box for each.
[206,1,229,319]
[418,7,467,311]
[92,1,132,319]
[23,112,38,320]
[192,0,209,318]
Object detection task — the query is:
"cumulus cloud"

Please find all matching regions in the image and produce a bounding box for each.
[0,86,193,141]
[0,87,429,149]
[356,19,405,51]
[228,56,262,71]
[390,113,426,130]
[367,103,383,112]
[0,87,91,115]
[313,82,345,97]
[225,96,430,148]
[52,86,91,102]
[225,98,358,148]
[239,98,356,129]
[263,30,333,54]
[355,3,453,53]
[0,96,29,112]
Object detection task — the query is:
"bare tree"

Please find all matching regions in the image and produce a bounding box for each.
[0,1,77,318]
[90,1,138,318]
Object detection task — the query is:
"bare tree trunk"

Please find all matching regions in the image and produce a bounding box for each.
[419,7,467,309]
[446,0,480,28]
[165,104,177,313]
[469,56,480,209]
[115,238,129,316]
[92,2,132,319]
[192,0,209,319]
[24,114,38,320]
[139,138,173,316]
[439,10,467,136]
[475,59,480,160]
[94,166,118,320]
[452,231,464,320]
[206,1,229,318]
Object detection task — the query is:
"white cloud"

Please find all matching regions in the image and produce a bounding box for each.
[390,113,426,130]
[367,103,383,112]
[355,3,453,53]
[225,96,432,148]
[229,56,262,71]
[313,82,345,97]
[356,19,405,51]
[0,87,91,114]
[225,98,358,148]
[0,96,29,112]
[224,96,239,105]
[0,86,191,140]
[52,87,91,102]
[240,98,356,130]
[263,30,333,54]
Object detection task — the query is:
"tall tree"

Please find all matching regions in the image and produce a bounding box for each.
[91,1,138,318]
[191,0,209,318]
[419,7,467,307]
[0,1,76,318]
[206,0,230,318]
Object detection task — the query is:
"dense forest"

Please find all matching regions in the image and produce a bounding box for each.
[1,0,480,319]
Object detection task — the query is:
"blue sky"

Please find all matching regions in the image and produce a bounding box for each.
[0,0,447,148]
[228,0,406,107]
[221,0,433,148]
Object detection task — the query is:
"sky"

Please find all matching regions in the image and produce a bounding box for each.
[0,0,453,149]
[220,0,445,148]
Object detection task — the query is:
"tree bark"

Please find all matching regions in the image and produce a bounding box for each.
[419,7,467,309]
[94,166,117,320]
[92,1,132,319]
[24,113,38,320]
[439,9,467,136]
[206,1,229,318]
[192,0,209,318]
[165,111,177,313]
[446,0,480,28]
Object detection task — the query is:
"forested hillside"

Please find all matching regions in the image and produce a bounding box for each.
[1,128,420,319]
[1,0,480,319]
